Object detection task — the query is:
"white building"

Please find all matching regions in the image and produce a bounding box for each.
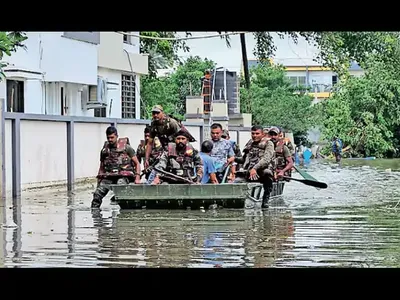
[0,31,148,119]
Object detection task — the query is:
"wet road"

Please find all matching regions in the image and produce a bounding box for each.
[1,160,400,268]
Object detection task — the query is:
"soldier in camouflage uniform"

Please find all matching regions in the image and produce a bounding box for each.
[91,126,142,209]
[234,125,276,206]
[136,126,150,164]
[209,123,236,183]
[263,127,271,140]
[144,105,195,170]
[137,126,164,180]
[278,127,295,156]
[269,126,294,180]
[152,130,203,184]
[221,129,243,170]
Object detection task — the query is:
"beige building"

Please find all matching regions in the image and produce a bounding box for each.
[245,59,365,102]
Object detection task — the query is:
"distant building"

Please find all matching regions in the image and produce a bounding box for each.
[244,58,364,101]
[0,32,149,119]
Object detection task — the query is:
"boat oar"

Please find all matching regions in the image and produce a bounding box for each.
[294,165,318,181]
[221,163,232,183]
[283,176,328,189]
[153,167,194,184]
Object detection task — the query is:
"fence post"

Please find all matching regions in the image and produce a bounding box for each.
[11,116,21,198]
[66,120,75,192]
[199,124,204,145]
[0,98,5,202]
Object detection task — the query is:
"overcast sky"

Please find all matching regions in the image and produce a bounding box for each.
[175,32,322,72]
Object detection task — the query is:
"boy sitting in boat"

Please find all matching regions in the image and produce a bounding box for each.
[151,130,203,185]
[199,140,219,184]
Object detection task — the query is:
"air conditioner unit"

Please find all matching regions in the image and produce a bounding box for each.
[86,76,108,110]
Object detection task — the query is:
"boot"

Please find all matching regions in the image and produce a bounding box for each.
[262,183,272,208]
[91,197,102,209]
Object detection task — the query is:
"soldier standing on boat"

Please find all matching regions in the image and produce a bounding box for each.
[209,123,236,183]
[233,125,276,206]
[152,130,203,185]
[91,126,142,209]
[269,126,294,180]
[144,105,195,169]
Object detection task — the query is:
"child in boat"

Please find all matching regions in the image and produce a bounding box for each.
[199,140,219,184]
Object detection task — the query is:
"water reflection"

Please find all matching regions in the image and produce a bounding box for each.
[88,207,296,268]
[2,162,400,267]
[0,203,5,267]
[12,197,22,265]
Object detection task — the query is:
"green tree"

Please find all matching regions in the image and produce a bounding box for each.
[0,31,27,79]
[239,63,315,137]
[139,32,191,78]
[140,56,216,119]
[170,56,215,109]
[219,31,400,77]
[140,76,180,119]
[319,55,400,158]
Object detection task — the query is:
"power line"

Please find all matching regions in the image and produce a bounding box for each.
[115,31,250,41]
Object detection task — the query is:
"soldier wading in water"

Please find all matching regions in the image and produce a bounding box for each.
[91,126,141,209]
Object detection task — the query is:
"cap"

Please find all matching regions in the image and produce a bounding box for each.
[174,129,191,139]
[268,126,280,134]
[152,105,163,112]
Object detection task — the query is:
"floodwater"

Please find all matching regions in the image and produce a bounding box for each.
[2,160,400,268]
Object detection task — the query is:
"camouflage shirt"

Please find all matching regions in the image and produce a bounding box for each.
[149,117,181,149]
[136,144,146,164]
[239,138,275,171]
[210,138,235,168]
[155,144,203,180]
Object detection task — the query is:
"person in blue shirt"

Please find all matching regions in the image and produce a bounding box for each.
[199,140,218,184]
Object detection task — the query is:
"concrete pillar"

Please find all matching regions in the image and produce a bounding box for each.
[0,205,4,267]
[0,97,5,201]
[0,97,4,267]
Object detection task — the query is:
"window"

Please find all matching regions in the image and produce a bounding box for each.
[94,107,107,118]
[6,79,24,113]
[123,31,130,44]
[298,76,306,86]
[121,74,136,119]
[332,75,338,85]
[287,76,306,87]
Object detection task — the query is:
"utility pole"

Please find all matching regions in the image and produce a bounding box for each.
[240,33,250,90]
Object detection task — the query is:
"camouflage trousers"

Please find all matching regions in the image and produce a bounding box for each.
[91,177,130,208]
[234,168,274,204]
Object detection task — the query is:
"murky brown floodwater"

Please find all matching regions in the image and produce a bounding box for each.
[2,160,400,268]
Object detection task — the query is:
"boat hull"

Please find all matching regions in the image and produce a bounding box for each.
[109,181,285,210]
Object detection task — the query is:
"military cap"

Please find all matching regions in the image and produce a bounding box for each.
[268,126,280,134]
[174,129,191,139]
[152,105,164,112]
